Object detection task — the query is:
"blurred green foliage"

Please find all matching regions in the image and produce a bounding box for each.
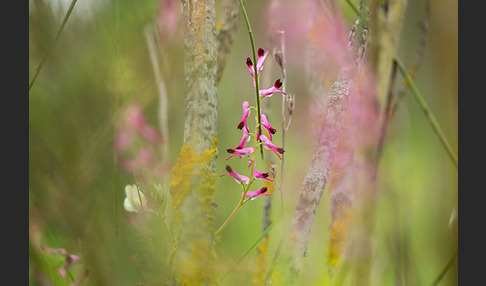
[29,0,457,285]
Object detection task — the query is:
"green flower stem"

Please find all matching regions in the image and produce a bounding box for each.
[29,0,78,93]
[394,57,458,168]
[219,218,279,282]
[215,157,256,236]
[214,196,246,236]
[238,0,264,159]
[215,116,263,235]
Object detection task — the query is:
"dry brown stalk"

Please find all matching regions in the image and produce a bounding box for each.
[216,0,244,85]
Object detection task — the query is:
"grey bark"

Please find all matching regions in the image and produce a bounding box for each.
[172,0,218,284]
[181,0,218,154]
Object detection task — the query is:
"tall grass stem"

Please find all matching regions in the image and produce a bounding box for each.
[29,0,78,93]
[394,57,458,168]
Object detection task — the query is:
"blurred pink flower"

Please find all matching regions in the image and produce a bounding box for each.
[252,169,274,182]
[120,146,157,173]
[260,135,285,160]
[124,105,163,143]
[57,268,67,279]
[221,165,250,185]
[114,128,132,151]
[157,0,180,42]
[125,105,146,130]
[139,124,163,144]
[259,79,286,98]
[242,186,271,199]
[43,247,67,255]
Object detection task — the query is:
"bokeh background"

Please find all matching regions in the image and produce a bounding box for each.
[29,0,457,285]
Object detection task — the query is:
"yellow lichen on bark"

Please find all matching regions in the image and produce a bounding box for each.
[169,145,199,222]
[170,135,219,285]
[178,239,218,286]
[197,135,218,231]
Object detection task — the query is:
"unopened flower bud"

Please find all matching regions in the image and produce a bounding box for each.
[274,50,284,69]
[270,164,277,179]
[288,94,295,116]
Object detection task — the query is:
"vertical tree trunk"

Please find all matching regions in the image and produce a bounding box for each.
[169,1,219,285]
[181,0,218,153]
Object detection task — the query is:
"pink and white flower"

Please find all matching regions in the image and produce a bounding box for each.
[220,165,250,185]
[259,135,285,160]
[236,125,251,149]
[242,186,271,200]
[226,147,255,160]
[246,48,270,86]
[258,113,277,141]
[252,169,274,182]
[237,101,251,132]
[256,48,269,73]
[259,79,286,98]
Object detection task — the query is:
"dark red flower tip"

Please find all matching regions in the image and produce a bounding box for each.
[225,165,233,172]
[261,172,269,178]
[277,147,285,154]
[237,122,244,129]
[269,127,277,134]
[246,57,253,66]
[274,79,282,88]
[260,186,268,194]
[226,148,235,154]
[258,48,265,57]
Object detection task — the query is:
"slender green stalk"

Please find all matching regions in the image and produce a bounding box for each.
[430,249,458,286]
[238,0,264,159]
[29,0,78,93]
[345,0,361,17]
[344,0,368,27]
[214,199,244,236]
[113,0,121,236]
[219,218,279,282]
[215,171,255,235]
[394,57,458,168]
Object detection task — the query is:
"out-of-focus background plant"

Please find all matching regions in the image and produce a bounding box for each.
[29,0,457,285]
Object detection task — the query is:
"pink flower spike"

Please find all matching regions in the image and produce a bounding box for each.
[125,105,146,130]
[242,186,271,200]
[236,126,251,149]
[256,48,270,73]
[261,113,277,141]
[226,147,255,160]
[237,101,250,132]
[220,165,250,185]
[260,135,285,160]
[114,127,132,152]
[259,79,287,98]
[139,124,163,144]
[253,169,274,182]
